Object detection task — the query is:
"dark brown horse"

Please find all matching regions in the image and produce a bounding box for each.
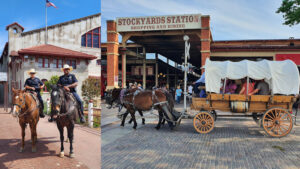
[106,88,176,130]
[12,88,40,153]
[50,85,78,158]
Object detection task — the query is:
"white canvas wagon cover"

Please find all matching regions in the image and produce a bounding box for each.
[204,58,300,95]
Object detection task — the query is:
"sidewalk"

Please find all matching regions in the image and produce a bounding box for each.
[0,109,100,169]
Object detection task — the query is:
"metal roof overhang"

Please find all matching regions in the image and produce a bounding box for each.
[119,29,203,67]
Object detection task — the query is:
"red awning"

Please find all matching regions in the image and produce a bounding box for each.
[276,54,300,66]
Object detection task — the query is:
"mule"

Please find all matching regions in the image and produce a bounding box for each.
[106,88,145,125]
[106,88,176,130]
[50,85,78,158]
[12,88,40,153]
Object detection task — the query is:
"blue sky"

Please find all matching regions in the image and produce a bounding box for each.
[0,0,101,53]
[101,0,300,42]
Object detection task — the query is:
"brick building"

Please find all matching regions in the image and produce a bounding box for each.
[102,14,300,93]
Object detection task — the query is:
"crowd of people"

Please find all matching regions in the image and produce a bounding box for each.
[192,72,271,98]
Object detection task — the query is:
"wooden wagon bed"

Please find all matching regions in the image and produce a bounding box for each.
[190,94,296,137]
[191,94,296,113]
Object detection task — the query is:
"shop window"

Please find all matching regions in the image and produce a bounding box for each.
[81,27,101,48]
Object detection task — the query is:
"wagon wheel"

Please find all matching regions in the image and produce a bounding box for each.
[193,111,214,134]
[262,108,293,137]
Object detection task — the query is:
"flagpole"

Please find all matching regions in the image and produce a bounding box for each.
[45,2,48,44]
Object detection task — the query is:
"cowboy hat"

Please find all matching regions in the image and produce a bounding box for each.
[61,64,73,72]
[27,68,37,75]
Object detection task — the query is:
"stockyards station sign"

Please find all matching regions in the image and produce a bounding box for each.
[117,14,202,32]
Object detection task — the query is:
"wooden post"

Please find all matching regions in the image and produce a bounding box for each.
[88,100,94,128]
[155,53,158,87]
[143,47,146,89]
[121,48,127,88]
[167,59,169,87]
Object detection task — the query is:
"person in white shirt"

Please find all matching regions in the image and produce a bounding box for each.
[188,85,193,95]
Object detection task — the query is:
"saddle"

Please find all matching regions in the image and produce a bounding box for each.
[26,91,40,108]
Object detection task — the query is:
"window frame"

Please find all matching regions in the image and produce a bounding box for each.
[81,27,101,48]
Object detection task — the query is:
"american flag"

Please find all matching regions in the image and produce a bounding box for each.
[46,0,57,8]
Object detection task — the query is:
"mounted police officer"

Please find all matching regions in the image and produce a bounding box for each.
[24,68,45,118]
[57,64,86,123]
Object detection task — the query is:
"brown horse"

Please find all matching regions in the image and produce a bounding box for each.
[12,88,40,153]
[106,88,177,130]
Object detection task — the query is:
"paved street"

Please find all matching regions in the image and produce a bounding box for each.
[101,103,300,169]
[0,108,100,169]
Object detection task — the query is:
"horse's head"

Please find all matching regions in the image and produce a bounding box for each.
[105,88,122,109]
[50,85,65,118]
[12,88,26,117]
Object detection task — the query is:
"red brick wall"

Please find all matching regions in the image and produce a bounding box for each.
[106,20,119,88]
[201,16,211,68]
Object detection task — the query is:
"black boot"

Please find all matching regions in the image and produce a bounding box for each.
[79,109,86,123]
[80,116,86,123]
[48,117,54,122]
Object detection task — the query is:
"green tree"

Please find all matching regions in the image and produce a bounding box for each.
[44,75,59,92]
[277,0,300,26]
[81,77,101,101]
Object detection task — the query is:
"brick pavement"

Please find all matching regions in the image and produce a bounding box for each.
[102,106,300,169]
[0,109,100,169]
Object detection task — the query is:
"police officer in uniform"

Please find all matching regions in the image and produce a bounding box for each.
[24,68,45,118]
[57,64,86,123]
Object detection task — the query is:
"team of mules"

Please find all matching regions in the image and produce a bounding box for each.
[106,88,180,130]
[11,86,79,158]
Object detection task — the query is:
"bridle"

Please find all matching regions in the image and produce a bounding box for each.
[51,89,65,115]
[13,93,26,116]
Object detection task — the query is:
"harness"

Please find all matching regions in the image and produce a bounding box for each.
[13,93,39,119]
[117,89,169,117]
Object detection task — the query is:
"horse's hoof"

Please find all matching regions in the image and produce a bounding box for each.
[19,148,24,153]
[155,126,160,130]
[133,126,137,130]
[59,152,65,158]
[120,124,124,127]
[32,147,37,153]
[128,121,132,124]
[70,153,75,158]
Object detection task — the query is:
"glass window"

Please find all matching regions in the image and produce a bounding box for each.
[38,58,43,68]
[51,59,57,68]
[71,60,76,69]
[87,34,92,47]
[66,60,71,66]
[81,35,86,47]
[93,35,99,48]
[58,59,63,68]
[44,58,49,68]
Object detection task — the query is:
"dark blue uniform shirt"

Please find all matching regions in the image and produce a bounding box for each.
[24,77,43,93]
[57,74,78,93]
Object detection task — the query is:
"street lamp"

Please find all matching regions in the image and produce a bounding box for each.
[183,35,190,114]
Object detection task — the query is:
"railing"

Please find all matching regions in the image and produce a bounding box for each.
[83,101,101,128]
